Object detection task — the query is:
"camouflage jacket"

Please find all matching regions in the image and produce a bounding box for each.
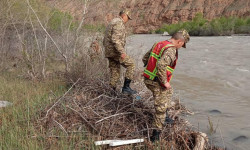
[143,45,177,84]
[103,17,126,58]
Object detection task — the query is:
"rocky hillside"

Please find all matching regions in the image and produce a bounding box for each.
[45,0,250,33]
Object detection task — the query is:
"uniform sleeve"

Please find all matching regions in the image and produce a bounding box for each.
[156,47,177,84]
[111,22,126,55]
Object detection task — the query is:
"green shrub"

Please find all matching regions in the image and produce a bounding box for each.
[48,9,77,31]
[155,13,250,36]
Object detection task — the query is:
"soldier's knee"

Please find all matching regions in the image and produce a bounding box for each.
[130,59,135,66]
[130,63,135,68]
[155,106,167,114]
[127,65,135,71]
[126,56,135,64]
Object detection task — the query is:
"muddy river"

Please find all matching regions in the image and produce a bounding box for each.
[126,34,250,150]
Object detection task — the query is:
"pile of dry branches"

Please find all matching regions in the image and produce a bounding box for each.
[35,76,221,149]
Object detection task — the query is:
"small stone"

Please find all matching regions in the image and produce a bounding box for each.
[233,135,248,143]
[0,101,12,108]
[135,96,141,100]
[162,32,169,36]
[209,109,222,114]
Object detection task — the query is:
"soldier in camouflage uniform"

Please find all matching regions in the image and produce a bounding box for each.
[142,29,190,142]
[103,10,136,94]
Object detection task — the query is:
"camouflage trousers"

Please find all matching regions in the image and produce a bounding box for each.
[107,55,135,87]
[144,78,173,130]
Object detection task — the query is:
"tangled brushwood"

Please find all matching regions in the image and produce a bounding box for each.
[33,46,222,149]
[35,75,222,149]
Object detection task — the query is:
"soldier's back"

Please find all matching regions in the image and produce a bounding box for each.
[103,17,125,58]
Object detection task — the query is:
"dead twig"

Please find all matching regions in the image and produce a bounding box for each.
[44,78,80,117]
[66,105,98,133]
[178,134,191,150]
[95,112,132,124]
[53,119,68,135]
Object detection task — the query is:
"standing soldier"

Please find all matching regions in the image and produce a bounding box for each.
[103,10,137,94]
[142,29,190,142]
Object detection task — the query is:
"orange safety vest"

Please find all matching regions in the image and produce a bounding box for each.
[143,40,178,83]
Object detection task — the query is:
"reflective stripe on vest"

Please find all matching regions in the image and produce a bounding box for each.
[143,41,177,82]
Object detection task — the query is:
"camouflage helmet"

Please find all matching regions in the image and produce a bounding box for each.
[177,29,190,48]
[120,10,132,20]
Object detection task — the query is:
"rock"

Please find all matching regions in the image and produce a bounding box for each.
[0,101,12,108]
[135,95,141,100]
[192,132,208,150]
[162,32,169,36]
[47,0,250,33]
[209,109,222,114]
[241,126,250,130]
[233,135,248,143]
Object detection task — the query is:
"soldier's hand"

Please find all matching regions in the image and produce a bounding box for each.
[164,82,171,90]
[121,53,126,60]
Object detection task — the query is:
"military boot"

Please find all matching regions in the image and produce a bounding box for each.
[122,78,137,94]
[165,111,174,125]
[150,129,161,142]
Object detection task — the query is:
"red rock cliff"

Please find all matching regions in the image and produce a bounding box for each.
[46,0,250,33]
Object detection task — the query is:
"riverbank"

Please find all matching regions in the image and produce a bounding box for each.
[155,13,250,36]
[0,56,221,150]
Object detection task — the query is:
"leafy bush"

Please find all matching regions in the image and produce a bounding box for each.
[156,13,250,36]
[48,9,77,31]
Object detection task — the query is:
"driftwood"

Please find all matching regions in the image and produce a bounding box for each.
[193,132,208,150]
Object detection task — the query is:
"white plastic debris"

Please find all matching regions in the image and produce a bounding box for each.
[95,140,120,146]
[110,139,144,146]
[95,139,144,146]
[162,32,169,36]
[0,101,12,108]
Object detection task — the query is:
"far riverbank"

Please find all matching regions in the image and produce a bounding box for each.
[154,13,250,36]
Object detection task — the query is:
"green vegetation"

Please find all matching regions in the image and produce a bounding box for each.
[0,69,101,149]
[0,70,65,149]
[48,9,78,31]
[0,0,104,33]
[155,13,250,36]
[0,0,101,149]
[0,0,50,24]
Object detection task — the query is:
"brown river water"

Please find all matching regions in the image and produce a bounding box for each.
[126,34,250,150]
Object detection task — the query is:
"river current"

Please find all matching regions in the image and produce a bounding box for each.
[126,34,250,150]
